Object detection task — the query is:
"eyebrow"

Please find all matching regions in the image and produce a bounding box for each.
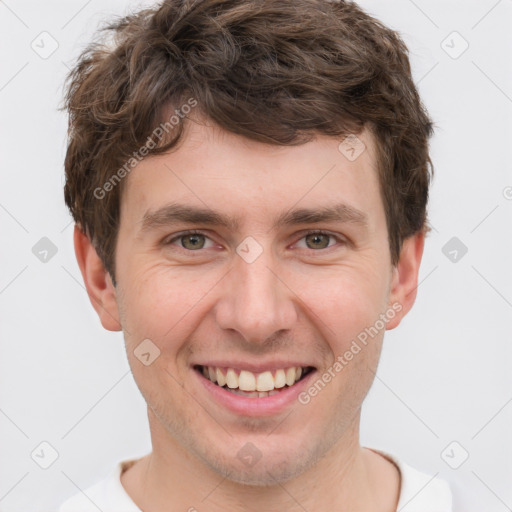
[139,201,368,234]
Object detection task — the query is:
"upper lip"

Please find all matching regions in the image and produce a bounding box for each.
[192,361,315,373]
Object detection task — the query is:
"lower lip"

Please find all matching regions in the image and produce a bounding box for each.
[194,368,316,417]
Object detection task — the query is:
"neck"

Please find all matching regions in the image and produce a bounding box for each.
[121,410,399,512]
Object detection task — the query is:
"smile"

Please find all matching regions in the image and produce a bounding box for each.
[194,365,314,398]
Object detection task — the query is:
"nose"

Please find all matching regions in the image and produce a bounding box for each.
[214,244,298,344]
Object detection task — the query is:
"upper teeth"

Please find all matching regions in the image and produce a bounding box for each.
[201,366,304,392]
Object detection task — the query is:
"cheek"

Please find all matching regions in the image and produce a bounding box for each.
[297,259,390,347]
[119,263,220,344]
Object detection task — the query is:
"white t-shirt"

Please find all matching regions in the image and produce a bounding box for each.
[58,448,453,511]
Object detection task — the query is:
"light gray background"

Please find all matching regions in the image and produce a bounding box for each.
[1,1,511,510]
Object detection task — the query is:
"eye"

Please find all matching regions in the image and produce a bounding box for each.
[163,229,345,253]
[165,230,216,251]
[295,230,343,250]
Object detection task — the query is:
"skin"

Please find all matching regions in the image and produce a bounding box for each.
[75,117,424,512]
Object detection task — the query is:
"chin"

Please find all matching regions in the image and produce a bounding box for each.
[197,438,322,487]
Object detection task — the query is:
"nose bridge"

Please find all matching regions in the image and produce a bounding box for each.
[216,241,297,343]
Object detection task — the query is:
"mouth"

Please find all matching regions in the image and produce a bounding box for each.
[193,364,315,398]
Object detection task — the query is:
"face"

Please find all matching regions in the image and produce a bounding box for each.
[95,119,413,484]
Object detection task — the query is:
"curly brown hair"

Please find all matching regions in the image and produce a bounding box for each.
[63,0,434,283]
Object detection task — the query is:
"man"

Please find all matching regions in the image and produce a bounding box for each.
[59,0,452,510]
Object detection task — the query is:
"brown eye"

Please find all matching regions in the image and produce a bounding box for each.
[304,233,332,249]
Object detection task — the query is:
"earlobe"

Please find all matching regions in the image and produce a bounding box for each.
[73,225,122,331]
[386,231,425,331]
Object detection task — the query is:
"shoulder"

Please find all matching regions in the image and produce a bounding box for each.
[58,460,141,512]
[368,447,453,512]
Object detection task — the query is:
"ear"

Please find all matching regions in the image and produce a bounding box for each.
[386,231,425,330]
[73,225,122,331]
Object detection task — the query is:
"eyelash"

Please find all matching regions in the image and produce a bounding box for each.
[164,229,346,253]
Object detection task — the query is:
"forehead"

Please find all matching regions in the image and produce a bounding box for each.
[120,120,384,232]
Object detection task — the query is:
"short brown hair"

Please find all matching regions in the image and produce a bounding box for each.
[63,0,434,283]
